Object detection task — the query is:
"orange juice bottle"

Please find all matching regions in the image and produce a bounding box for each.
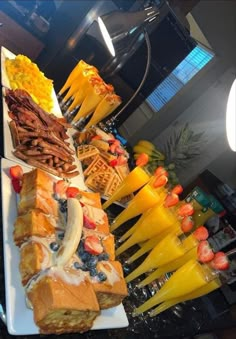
[192,194,224,229]
[116,203,181,254]
[133,259,216,315]
[125,232,197,283]
[110,183,161,232]
[126,222,182,264]
[150,277,222,317]
[102,166,150,209]
[138,246,198,287]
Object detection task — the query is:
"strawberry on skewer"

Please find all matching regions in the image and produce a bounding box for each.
[210,252,230,271]
[193,226,209,241]
[181,216,194,233]
[197,240,215,263]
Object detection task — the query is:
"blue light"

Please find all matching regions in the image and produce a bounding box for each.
[146,45,214,111]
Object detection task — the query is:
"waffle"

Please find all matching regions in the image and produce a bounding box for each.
[76,144,99,161]
[99,150,117,163]
[83,155,112,177]
[85,170,115,194]
[115,163,130,181]
[104,172,122,197]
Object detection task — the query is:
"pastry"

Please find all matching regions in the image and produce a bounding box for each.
[27,268,100,334]
[14,209,57,246]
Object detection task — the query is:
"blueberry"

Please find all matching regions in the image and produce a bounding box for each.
[80,251,92,262]
[89,268,98,277]
[59,200,68,213]
[73,262,82,270]
[86,256,98,268]
[50,242,59,252]
[97,271,107,282]
[58,232,64,240]
[98,253,109,261]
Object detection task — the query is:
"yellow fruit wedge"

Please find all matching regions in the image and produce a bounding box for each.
[73,82,114,123]
[84,93,122,129]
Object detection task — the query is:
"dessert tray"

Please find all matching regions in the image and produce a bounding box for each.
[1,157,128,335]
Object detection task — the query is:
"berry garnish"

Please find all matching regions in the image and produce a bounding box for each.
[154,166,168,178]
[9,165,23,180]
[171,184,183,195]
[117,154,127,165]
[54,180,69,198]
[177,203,194,217]
[210,252,229,271]
[109,159,118,167]
[153,175,168,188]
[11,178,22,193]
[97,271,107,282]
[66,186,80,198]
[197,240,215,263]
[83,214,96,229]
[84,235,103,255]
[136,153,149,167]
[181,216,194,233]
[164,192,179,208]
[193,226,209,241]
[116,147,125,155]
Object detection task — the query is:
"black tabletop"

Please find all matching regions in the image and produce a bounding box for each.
[0,95,235,339]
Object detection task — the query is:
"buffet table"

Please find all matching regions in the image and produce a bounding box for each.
[0,46,235,339]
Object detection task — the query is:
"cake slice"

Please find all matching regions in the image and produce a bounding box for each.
[89,261,128,309]
[18,169,58,217]
[19,236,56,286]
[14,209,57,246]
[27,268,100,334]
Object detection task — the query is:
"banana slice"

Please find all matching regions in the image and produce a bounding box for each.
[56,198,83,267]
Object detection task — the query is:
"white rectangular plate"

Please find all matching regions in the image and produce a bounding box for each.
[1,46,61,116]
[1,47,87,190]
[1,158,129,335]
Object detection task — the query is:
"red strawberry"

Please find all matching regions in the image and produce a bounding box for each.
[109,143,117,153]
[171,184,183,195]
[116,146,125,155]
[109,159,118,167]
[54,180,69,198]
[66,187,80,198]
[113,139,120,147]
[181,216,194,233]
[9,165,23,180]
[177,203,194,217]
[117,154,127,166]
[83,214,96,230]
[154,166,168,178]
[210,252,229,271]
[136,153,149,167]
[197,240,215,263]
[164,193,179,208]
[11,178,22,193]
[193,226,209,241]
[84,235,103,255]
[153,175,168,188]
